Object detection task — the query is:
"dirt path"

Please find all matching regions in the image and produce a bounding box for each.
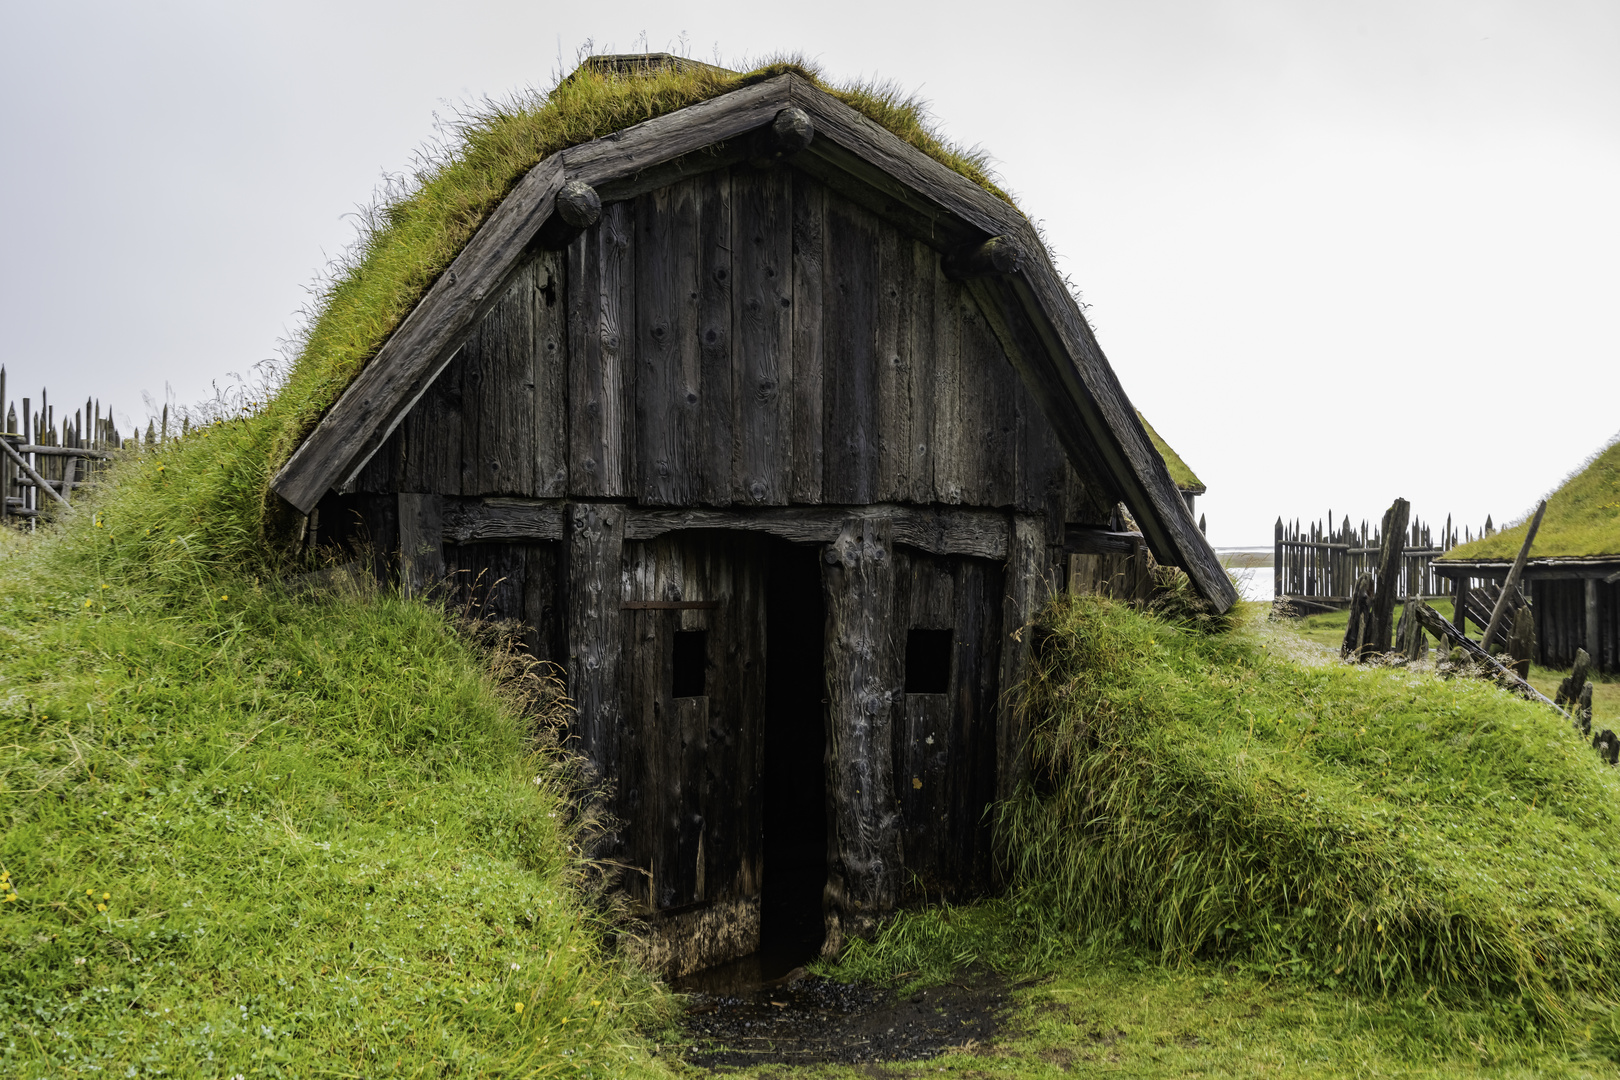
[678,971,1010,1069]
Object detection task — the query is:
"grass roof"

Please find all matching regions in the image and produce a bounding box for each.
[1136,411,1204,493]
[1439,435,1620,562]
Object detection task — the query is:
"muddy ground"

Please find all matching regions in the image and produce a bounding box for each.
[677,968,1012,1070]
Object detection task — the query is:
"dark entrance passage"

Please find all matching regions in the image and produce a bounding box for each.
[760,539,828,966]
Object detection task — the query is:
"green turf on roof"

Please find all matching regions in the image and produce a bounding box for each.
[1136,412,1204,493]
[1440,436,1620,562]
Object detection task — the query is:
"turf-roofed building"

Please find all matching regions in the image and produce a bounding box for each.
[270,55,1235,977]
[1436,438,1620,674]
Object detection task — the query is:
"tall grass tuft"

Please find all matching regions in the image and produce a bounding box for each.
[998,594,1620,1025]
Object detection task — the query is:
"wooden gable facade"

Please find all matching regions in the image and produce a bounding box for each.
[276,70,1234,977]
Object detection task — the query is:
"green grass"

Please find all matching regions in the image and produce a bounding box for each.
[1286,602,1619,730]
[0,522,675,1077]
[1136,411,1203,493]
[1442,436,1620,560]
[823,908,1620,1077]
[996,595,1620,1022]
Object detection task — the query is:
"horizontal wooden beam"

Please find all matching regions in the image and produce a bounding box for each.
[1064,525,1145,556]
[14,444,111,459]
[439,498,1011,560]
[621,599,720,610]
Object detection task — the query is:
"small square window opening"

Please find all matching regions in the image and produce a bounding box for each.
[673,629,708,698]
[905,628,953,694]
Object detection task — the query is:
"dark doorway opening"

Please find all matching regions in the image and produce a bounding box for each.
[760,539,828,969]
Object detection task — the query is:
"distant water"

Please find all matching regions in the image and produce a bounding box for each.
[1228,566,1274,603]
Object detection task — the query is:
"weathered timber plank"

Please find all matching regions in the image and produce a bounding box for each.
[397,493,444,597]
[821,515,900,950]
[905,239,937,505]
[636,181,701,504]
[566,503,624,773]
[959,291,1016,506]
[567,202,636,497]
[463,257,541,496]
[931,259,965,504]
[696,170,734,506]
[823,197,879,503]
[533,250,568,496]
[400,345,464,495]
[874,225,911,502]
[789,172,825,502]
[996,514,1051,806]
[442,498,566,542]
[731,167,792,505]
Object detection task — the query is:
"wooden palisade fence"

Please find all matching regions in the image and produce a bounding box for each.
[1274,510,1495,613]
[1,366,137,527]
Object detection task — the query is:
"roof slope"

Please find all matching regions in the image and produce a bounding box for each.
[1440,436,1620,562]
[1136,412,1205,494]
[269,65,1235,611]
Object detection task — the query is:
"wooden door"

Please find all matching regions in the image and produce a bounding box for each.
[618,530,767,973]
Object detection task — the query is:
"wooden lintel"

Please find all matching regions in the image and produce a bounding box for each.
[440,499,1009,559]
[1063,525,1144,556]
[620,599,720,610]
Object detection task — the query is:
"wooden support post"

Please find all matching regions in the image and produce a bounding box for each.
[566,503,624,766]
[1368,498,1410,655]
[997,515,1052,807]
[397,493,444,597]
[1586,577,1601,663]
[1482,499,1546,654]
[1454,575,1469,638]
[820,514,900,954]
[1273,517,1283,604]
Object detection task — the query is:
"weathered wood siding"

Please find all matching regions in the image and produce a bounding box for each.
[1532,577,1619,672]
[357,168,1105,527]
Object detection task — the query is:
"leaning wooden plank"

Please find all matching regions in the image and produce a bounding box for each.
[1481,499,1546,653]
[272,77,799,514]
[1409,600,1566,714]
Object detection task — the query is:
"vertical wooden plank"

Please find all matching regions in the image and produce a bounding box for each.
[931,265,964,504]
[533,250,568,496]
[570,202,636,498]
[789,173,825,503]
[823,201,879,503]
[566,502,624,780]
[996,514,1051,806]
[956,294,1014,506]
[905,240,937,506]
[1587,577,1602,661]
[874,225,911,502]
[821,514,900,951]
[397,493,444,597]
[731,168,793,505]
[462,260,539,496]
[636,181,702,505]
[697,170,734,506]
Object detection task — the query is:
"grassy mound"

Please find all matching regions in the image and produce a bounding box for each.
[0,521,673,1076]
[998,595,1620,1022]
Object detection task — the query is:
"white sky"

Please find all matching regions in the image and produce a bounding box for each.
[2,0,1616,547]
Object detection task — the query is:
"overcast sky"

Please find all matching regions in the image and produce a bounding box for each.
[3,0,1616,547]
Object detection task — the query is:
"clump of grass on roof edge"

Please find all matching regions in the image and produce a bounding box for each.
[995,594,1620,1026]
[1441,434,1620,562]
